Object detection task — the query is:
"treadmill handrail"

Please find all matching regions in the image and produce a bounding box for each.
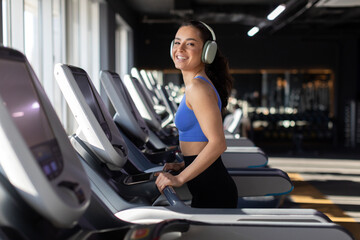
[163,186,186,208]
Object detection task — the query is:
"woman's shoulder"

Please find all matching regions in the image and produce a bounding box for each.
[188,77,209,91]
[187,77,215,101]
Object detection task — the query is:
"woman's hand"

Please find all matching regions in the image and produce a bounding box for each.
[155,172,184,193]
[163,161,185,172]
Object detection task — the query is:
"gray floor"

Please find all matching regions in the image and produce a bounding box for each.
[269,156,360,239]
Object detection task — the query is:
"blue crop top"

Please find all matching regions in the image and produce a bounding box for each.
[175,76,221,142]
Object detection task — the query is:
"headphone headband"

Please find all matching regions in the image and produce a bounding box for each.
[199,21,216,41]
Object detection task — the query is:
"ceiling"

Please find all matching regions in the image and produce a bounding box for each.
[122,0,360,37]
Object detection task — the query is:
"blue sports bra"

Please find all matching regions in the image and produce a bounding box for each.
[175,76,221,142]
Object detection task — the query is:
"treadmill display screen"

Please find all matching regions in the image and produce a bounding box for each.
[113,75,136,117]
[0,58,63,180]
[113,74,147,130]
[72,72,112,141]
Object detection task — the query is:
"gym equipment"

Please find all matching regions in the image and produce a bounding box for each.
[131,67,174,131]
[0,47,91,228]
[55,64,293,199]
[0,46,354,240]
[223,108,255,147]
[53,64,356,240]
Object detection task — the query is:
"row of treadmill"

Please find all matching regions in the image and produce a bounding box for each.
[0,46,355,239]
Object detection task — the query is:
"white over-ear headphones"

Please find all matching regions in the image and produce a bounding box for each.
[170,21,217,64]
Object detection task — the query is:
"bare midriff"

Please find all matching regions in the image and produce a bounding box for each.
[179,141,208,156]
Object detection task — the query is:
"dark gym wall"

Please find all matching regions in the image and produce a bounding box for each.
[107,0,138,29]
[99,3,117,114]
[133,24,177,69]
[335,38,360,145]
[134,23,360,145]
[134,24,341,68]
[99,3,116,72]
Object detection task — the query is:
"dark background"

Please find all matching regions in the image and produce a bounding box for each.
[107,0,360,155]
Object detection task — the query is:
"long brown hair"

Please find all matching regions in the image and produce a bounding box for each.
[180,20,233,111]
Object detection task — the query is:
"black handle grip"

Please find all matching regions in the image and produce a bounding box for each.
[163,186,186,207]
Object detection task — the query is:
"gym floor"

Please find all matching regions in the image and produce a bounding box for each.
[268,150,360,240]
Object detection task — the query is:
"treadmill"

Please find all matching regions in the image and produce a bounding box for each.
[0,46,131,239]
[223,108,256,147]
[0,46,354,240]
[100,71,290,207]
[128,69,179,148]
[55,64,294,201]
[53,63,341,222]
[101,70,289,207]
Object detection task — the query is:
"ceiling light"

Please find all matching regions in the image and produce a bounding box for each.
[247,26,259,37]
[267,4,286,20]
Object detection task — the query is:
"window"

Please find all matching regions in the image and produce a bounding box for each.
[1,0,9,46]
[67,0,100,89]
[52,0,67,127]
[24,0,41,78]
[65,0,101,133]
[115,14,133,78]
[1,0,113,134]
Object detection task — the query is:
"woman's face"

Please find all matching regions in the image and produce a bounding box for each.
[172,25,204,71]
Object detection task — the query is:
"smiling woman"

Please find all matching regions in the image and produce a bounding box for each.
[155,20,237,208]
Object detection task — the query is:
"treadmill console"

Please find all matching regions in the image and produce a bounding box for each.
[69,66,113,141]
[0,59,64,180]
[0,58,63,180]
[0,47,91,227]
[31,139,63,180]
[54,63,128,168]
[100,70,150,148]
[111,73,149,133]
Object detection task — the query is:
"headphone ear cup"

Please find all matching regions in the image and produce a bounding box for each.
[170,40,174,59]
[201,41,217,64]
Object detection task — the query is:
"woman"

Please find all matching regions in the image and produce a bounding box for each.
[155,20,237,208]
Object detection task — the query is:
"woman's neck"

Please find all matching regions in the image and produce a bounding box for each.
[182,67,205,86]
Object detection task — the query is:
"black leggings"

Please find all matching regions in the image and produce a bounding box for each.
[184,155,238,208]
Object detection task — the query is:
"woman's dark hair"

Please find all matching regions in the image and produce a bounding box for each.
[180,20,233,112]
